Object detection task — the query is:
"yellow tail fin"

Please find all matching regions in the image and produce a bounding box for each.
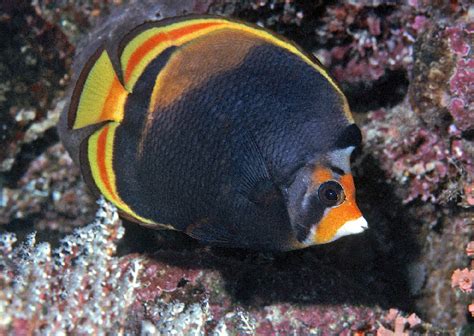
[68,48,129,130]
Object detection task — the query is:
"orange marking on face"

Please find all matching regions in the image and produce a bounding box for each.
[314,174,362,243]
[312,166,333,185]
[340,174,356,200]
[96,126,116,201]
[124,21,223,83]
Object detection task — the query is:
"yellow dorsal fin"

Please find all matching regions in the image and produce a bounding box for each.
[68,48,129,130]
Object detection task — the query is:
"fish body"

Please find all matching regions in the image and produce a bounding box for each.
[59,15,368,251]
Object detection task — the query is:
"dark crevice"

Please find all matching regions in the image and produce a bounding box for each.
[345,70,410,113]
[0,214,70,250]
[2,127,59,188]
[1,216,35,239]
[461,129,474,141]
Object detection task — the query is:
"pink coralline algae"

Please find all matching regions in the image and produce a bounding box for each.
[451,268,474,293]
[364,102,473,204]
[376,309,422,336]
[134,257,202,302]
[129,248,398,335]
[466,241,474,257]
[137,299,389,335]
[452,241,474,317]
[318,3,417,83]
[446,22,474,132]
[364,9,474,205]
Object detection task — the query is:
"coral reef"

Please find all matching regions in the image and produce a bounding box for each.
[364,100,473,205]
[0,199,141,334]
[360,4,473,328]
[32,0,125,43]
[310,3,416,85]
[128,247,395,334]
[358,4,473,329]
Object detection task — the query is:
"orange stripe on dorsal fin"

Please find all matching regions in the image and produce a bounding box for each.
[119,18,228,91]
[68,47,129,130]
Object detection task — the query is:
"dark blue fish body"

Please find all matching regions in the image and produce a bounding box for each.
[60,16,367,251]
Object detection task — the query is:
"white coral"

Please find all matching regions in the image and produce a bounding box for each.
[0,198,142,335]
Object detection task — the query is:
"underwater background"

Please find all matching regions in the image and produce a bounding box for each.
[0,0,472,334]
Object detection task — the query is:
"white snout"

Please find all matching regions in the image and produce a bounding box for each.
[333,216,368,241]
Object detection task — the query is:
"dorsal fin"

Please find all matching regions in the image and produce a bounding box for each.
[68,47,129,130]
[116,15,347,105]
[118,18,227,91]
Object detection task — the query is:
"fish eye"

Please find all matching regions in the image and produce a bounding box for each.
[318,181,345,207]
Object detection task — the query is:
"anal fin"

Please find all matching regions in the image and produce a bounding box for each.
[81,122,168,228]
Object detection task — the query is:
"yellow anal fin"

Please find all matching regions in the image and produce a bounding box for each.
[68,48,129,130]
[86,122,157,226]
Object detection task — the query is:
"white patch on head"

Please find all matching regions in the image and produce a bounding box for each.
[302,208,329,246]
[302,215,368,246]
[327,146,354,174]
[303,222,319,246]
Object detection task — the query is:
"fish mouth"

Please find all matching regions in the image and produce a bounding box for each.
[333,216,368,240]
[301,215,369,247]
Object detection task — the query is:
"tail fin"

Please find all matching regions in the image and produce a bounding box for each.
[68,47,129,130]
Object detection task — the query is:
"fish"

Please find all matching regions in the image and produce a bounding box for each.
[58,15,368,251]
